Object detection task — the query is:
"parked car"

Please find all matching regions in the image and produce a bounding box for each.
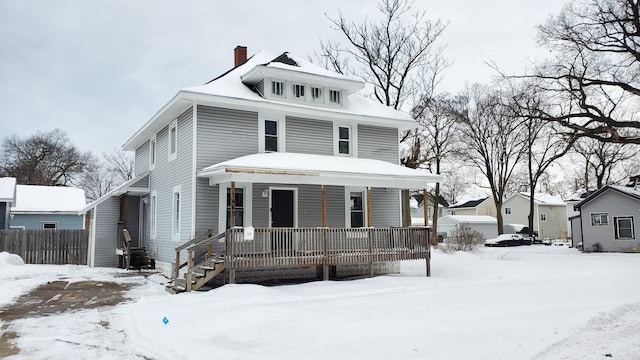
[485,234,532,247]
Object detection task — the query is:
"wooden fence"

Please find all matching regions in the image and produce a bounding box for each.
[0,229,88,265]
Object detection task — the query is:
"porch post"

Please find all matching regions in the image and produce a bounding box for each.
[322,185,329,280]
[424,188,430,277]
[366,187,372,227]
[230,182,236,227]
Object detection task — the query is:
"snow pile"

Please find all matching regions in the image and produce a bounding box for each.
[0,251,24,267]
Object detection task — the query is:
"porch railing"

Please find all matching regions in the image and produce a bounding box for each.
[226,227,430,281]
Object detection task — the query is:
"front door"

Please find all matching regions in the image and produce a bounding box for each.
[271,189,294,227]
[271,189,295,252]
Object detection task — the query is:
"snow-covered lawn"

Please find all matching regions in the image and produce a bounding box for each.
[1,246,639,359]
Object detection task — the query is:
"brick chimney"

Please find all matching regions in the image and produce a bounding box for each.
[234,46,247,67]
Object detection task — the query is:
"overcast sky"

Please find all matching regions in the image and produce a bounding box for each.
[0,0,566,157]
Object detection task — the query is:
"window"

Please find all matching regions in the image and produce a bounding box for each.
[172,186,181,239]
[271,81,284,96]
[42,222,58,230]
[150,191,157,239]
[292,84,305,98]
[311,87,322,101]
[149,136,156,170]
[265,120,278,152]
[450,210,457,215]
[226,188,244,228]
[505,207,512,215]
[338,126,351,155]
[168,120,177,161]
[614,216,634,239]
[350,192,364,228]
[591,213,608,226]
[540,213,547,221]
[329,89,341,104]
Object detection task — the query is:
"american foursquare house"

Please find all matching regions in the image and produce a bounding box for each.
[83,47,440,291]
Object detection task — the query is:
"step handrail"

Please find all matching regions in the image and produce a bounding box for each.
[174,229,225,280]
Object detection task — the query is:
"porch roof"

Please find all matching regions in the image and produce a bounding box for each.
[80,173,150,214]
[197,153,441,189]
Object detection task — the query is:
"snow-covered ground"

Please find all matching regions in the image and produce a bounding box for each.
[1,246,639,359]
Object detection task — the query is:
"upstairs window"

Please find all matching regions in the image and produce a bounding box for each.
[292,84,305,98]
[272,81,284,97]
[338,126,351,155]
[311,87,322,101]
[149,136,156,169]
[329,89,341,104]
[168,120,177,161]
[540,213,547,221]
[505,207,511,215]
[265,120,278,152]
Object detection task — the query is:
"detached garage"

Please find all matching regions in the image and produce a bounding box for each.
[438,215,498,241]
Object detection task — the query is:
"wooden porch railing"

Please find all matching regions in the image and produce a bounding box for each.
[226,227,430,282]
[174,229,222,280]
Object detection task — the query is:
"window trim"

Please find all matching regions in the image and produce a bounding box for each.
[614,216,635,240]
[218,183,253,232]
[150,191,157,240]
[258,111,285,153]
[264,119,279,152]
[333,123,358,156]
[41,221,58,230]
[271,80,285,97]
[168,119,178,162]
[345,187,368,228]
[172,185,181,241]
[590,212,609,226]
[149,135,157,170]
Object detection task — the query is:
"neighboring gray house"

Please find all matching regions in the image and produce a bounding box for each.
[83,47,440,283]
[10,185,86,230]
[571,185,640,252]
[437,215,498,241]
[502,192,568,239]
[0,177,17,229]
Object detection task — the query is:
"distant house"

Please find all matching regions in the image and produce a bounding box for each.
[571,185,640,252]
[564,190,591,236]
[437,215,498,241]
[10,185,86,230]
[82,46,440,287]
[502,192,567,239]
[410,194,449,226]
[445,197,496,217]
[0,177,17,230]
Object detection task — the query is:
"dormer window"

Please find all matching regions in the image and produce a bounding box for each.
[292,84,305,98]
[329,89,341,104]
[272,80,284,97]
[311,87,322,102]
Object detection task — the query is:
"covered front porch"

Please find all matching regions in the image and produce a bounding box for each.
[170,153,441,292]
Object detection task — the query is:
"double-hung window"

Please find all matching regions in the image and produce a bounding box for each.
[338,126,351,155]
[226,188,244,228]
[292,84,305,99]
[614,216,634,239]
[172,186,181,240]
[168,120,177,162]
[265,120,278,152]
[540,213,547,221]
[350,192,364,228]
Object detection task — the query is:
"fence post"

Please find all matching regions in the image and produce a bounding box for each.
[426,227,431,277]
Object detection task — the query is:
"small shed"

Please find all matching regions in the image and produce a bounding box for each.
[10,185,86,230]
[437,215,498,241]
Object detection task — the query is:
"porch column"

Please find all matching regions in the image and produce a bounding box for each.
[366,187,372,227]
[230,182,236,227]
[424,188,431,277]
[322,185,329,281]
[321,185,327,227]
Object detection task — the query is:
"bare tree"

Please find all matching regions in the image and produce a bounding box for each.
[319,0,448,226]
[525,0,640,144]
[453,84,527,234]
[0,129,93,186]
[80,150,134,202]
[438,164,472,204]
[573,137,638,190]
[411,93,460,239]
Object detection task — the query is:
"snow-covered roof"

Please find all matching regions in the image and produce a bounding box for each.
[438,215,497,224]
[448,197,489,209]
[81,173,150,214]
[197,152,441,189]
[123,49,416,151]
[11,185,86,214]
[0,177,16,202]
[518,192,565,206]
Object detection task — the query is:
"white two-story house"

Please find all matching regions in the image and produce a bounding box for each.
[83,47,440,287]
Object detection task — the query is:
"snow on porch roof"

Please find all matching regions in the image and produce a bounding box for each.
[197,153,442,189]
